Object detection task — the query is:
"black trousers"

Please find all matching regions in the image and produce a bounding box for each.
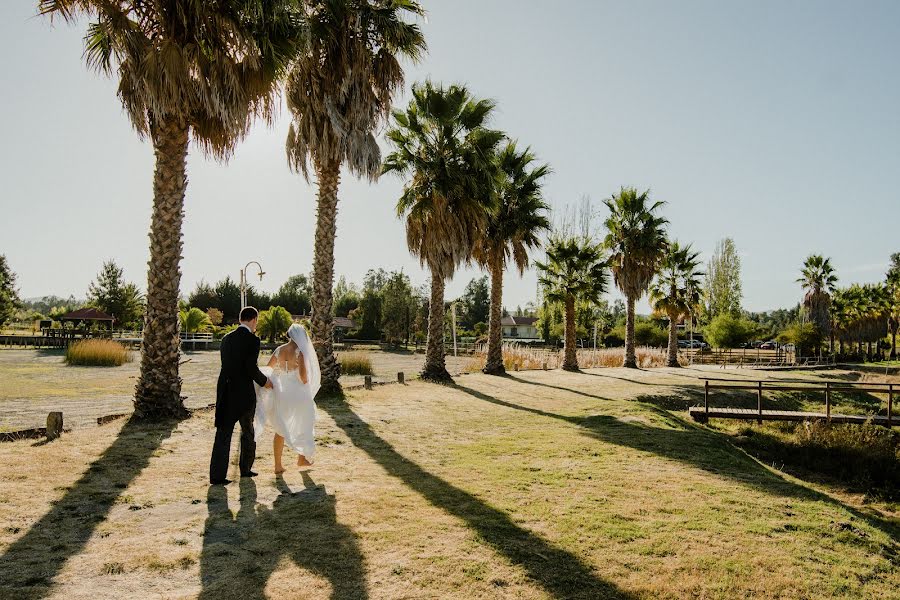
[209,408,255,482]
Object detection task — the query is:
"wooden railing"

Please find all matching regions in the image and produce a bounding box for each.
[696,378,895,427]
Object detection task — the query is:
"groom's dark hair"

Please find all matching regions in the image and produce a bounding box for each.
[239,306,259,322]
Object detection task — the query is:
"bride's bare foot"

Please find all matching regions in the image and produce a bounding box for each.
[297,455,312,468]
[274,466,286,475]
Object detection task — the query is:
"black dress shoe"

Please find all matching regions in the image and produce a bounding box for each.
[241,471,258,478]
[210,479,232,486]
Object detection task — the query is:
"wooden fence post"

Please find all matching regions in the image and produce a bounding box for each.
[397,372,405,384]
[704,380,709,415]
[364,375,373,390]
[825,381,831,423]
[757,381,763,424]
[47,412,63,440]
[889,384,893,428]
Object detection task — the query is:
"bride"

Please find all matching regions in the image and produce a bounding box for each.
[255,323,321,474]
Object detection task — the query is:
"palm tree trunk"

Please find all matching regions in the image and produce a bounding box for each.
[562,294,578,371]
[134,117,190,420]
[623,295,637,368]
[483,254,505,375]
[666,311,679,367]
[310,159,342,397]
[422,271,452,383]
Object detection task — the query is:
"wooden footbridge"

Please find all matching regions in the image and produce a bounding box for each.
[689,378,896,427]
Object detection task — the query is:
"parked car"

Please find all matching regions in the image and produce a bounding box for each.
[759,341,777,350]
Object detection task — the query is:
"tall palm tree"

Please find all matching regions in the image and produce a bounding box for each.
[603,188,668,369]
[285,0,426,396]
[887,253,900,359]
[536,237,608,371]
[42,0,303,419]
[649,241,703,368]
[383,81,503,383]
[475,141,551,375]
[797,254,838,355]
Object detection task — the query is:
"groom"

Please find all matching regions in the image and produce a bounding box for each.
[209,306,273,485]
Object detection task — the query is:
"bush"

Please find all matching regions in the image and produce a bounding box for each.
[65,339,131,367]
[704,314,756,348]
[339,352,373,376]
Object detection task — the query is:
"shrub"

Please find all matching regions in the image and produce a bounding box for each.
[340,352,374,376]
[65,339,131,367]
[778,321,822,356]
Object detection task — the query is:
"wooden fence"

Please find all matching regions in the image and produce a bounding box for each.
[691,378,895,427]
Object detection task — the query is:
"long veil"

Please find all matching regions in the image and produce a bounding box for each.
[288,323,321,399]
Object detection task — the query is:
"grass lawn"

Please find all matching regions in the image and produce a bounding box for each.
[0,368,898,599]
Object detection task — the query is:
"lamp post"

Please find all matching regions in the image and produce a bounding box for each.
[240,261,265,310]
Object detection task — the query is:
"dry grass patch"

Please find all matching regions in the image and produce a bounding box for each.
[65,340,131,367]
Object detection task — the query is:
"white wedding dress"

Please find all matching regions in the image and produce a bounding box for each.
[254,324,321,461]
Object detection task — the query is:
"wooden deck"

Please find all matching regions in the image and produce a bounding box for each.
[689,406,895,426]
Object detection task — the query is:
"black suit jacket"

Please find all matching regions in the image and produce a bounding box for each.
[215,326,268,427]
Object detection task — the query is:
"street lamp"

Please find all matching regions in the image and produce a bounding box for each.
[240,261,265,310]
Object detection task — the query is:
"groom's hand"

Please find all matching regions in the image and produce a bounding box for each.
[264,378,274,389]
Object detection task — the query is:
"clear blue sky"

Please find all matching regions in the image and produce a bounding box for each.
[1,1,897,313]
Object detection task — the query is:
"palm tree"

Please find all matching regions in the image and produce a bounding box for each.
[42,1,303,419]
[603,188,668,368]
[536,237,608,371]
[475,141,551,375]
[383,82,504,383]
[649,241,703,368]
[285,1,426,396]
[797,254,838,355]
[179,308,212,334]
[887,253,900,359]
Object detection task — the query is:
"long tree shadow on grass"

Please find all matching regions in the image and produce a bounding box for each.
[322,402,638,600]
[200,474,367,599]
[454,383,900,542]
[0,418,179,598]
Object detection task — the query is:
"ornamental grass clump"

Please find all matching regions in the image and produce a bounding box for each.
[339,352,374,376]
[65,339,131,367]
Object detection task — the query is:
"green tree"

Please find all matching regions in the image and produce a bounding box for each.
[43,0,304,419]
[87,261,144,328]
[381,271,416,345]
[705,314,756,349]
[258,307,294,344]
[475,141,551,375]
[458,276,490,331]
[285,0,426,396]
[188,281,217,314]
[272,275,311,316]
[333,277,360,318]
[603,187,669,368]
[214,278,243,323]
[0,255,21,328]
[778,322,821,357]
[537,237,608,371]
[383,81,504,382]
[649,241,703,367]
[797,254,838,354]
[702,238,743,320]
[179,307,212,334]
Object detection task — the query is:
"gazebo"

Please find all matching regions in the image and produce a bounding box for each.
[57,307,115,338]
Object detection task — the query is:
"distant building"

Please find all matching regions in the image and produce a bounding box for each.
[500,315,540,341]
